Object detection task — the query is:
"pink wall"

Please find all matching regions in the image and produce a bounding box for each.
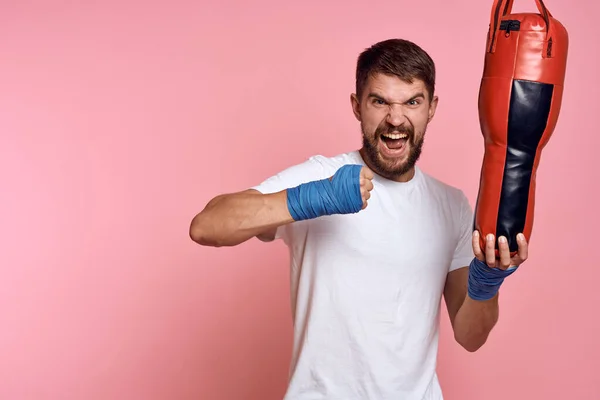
[1,0,598,399]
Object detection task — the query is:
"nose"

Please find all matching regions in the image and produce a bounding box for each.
[386,104,408,127]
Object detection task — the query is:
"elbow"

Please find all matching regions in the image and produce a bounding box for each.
[459,340,485,353]
[189,215,221,247]
[189,223,208,246]
[189,226,207,246]
[189,196,231,247]
[190,226,224,247]
[454,332,488,353]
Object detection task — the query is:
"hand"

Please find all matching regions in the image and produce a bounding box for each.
[360,166,374,209]
[472,231,528,270]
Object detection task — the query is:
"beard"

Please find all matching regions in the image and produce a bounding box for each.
[361,120,425,180]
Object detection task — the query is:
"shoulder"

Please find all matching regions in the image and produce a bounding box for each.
[251,150,361,194]
[284,150,361,179]
[307,150,363,172]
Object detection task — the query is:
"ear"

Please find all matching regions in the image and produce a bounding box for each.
[350,93,361,121]
[427,95,439,123]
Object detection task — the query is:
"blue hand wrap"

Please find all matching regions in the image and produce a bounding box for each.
[286,164,364,221]
[467,257,518,301]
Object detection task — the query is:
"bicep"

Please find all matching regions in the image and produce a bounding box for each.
[443,266,469,327]
[203,189,280,243]
[247,156,328,242]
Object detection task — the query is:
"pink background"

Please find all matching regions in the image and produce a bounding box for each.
[1,0,598,399]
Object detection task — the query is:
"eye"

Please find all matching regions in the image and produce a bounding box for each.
[407,99,421,107]
[373,99,386,106]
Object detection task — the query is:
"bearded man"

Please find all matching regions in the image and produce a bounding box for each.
[190,38,528,400]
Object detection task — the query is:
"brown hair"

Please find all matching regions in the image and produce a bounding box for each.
[355,38,436,101]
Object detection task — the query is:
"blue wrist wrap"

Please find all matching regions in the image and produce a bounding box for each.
[286,164,363,221]
[467,257,518,301]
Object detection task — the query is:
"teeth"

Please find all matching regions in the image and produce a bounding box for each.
[382,133,407,140]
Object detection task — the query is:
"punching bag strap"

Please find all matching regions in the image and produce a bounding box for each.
[486,0,513,54]
[535,0,555,58]
[487,0,555,57]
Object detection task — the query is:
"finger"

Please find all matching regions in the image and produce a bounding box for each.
[361,185,370,208]
[362,166,374,180]
[516,233,528,262]
[485,234,496,268]
[472,231,484,260]
[497,236,511,269]
[359,178,374,194]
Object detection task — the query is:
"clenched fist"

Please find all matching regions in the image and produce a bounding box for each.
[360,166,374,209]
[288,164,374,221]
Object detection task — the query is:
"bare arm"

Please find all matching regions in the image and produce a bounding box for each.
[444,230,528,352]
[190,165,375,247]
[444,266,499,352]
[189,189,294,247]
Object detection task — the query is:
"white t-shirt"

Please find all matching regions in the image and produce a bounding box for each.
[252,150,474,400]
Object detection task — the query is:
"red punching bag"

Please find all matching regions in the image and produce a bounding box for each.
[474,0,568,255]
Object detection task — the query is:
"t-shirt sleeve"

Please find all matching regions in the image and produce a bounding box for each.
[449,191,475,272]
[250,155,332,242]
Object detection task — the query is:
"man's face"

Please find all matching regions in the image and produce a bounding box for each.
[351,73,438,182]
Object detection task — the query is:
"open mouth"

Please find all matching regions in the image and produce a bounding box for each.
[380,132,408,151]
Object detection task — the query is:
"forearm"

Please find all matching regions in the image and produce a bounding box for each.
[447,232,525,352]
[189,190,294,247]
[190,164,371,247]
[452,293,499,352]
